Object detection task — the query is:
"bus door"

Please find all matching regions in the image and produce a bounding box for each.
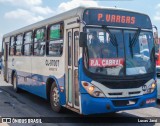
[67,28,80,109]
[4,42,9,82]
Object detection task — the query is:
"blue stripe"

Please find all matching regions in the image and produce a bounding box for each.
[8,68,66,105]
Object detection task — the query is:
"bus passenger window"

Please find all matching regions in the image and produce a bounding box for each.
[34,28,46,56]
[15,34,23,56]
[24,32,33,56]
[10,36,15,56]
[47,23,64,56]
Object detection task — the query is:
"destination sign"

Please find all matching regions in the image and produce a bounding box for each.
[83,9,152,29]
[89,58,124,67]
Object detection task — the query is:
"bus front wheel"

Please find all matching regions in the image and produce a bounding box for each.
[50,83,62,113]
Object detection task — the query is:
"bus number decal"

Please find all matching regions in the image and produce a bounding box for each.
[45,60,59,67]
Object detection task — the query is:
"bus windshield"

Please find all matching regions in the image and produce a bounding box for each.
[84,27,154,76]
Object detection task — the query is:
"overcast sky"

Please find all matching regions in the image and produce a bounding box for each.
[0,0,160,46]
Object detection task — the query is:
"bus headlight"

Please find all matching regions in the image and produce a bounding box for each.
[144,83,156,94]
[82,81,105,97]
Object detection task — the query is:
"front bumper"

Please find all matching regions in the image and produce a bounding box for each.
[81,90,157,115]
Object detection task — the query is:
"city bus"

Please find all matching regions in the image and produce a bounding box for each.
[1,7,157,115]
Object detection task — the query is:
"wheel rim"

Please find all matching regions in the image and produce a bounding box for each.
[52,87,59,106]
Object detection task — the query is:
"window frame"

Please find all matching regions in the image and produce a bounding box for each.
[46,22,64,57]
[23,30,33,56]
[33,26,46,56]
[74,31,79,67]
[9,36,15,56]
[15,33,23,56]
[68,31,72,66]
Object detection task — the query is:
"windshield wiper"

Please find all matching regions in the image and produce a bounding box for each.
[129,28,141,58]
[104,66,118,68]
[102,25,118,57]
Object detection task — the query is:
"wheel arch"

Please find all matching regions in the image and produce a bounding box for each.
[46,76,59,101]
[11,69,17,85]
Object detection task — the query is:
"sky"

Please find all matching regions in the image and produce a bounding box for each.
[0,0,160,48]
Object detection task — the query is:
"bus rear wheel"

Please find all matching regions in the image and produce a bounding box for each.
[50,83,62,112]
[13,73,19,93]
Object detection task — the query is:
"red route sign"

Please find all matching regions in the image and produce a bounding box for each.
[89,58,124,67]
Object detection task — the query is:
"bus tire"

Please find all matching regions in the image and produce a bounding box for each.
[50,82,62,113]
[13,73,19,93]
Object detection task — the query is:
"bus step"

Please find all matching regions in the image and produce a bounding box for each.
[65,105,80,114]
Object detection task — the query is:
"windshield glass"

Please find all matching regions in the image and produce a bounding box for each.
[84,27,154,76]
[84,28,125,76]
[125,30,154,75]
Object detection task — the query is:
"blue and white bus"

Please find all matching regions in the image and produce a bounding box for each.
[2,7,157,115]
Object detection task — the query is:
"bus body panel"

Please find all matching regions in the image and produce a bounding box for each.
[7,55,66,103]
[79,59,157,115]
[8,66,66,104]
[81,91,157,115]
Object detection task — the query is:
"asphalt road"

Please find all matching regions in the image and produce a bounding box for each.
[0,74,160,126]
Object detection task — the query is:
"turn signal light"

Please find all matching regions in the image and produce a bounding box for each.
[83,82,89,86]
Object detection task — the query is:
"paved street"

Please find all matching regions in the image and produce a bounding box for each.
[0,73,159,126]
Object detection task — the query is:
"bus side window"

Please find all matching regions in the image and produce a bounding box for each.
[15,34,23,56]
[23,31,33,56]
[9,36,15,56]
[34,28,46,56]
[47,23,64,56]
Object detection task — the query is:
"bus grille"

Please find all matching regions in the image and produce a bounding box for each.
[101,79,149,89]
[112,99,138,107]
[108,91,141,97]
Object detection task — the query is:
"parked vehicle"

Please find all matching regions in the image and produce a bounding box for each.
[2,7,157,115]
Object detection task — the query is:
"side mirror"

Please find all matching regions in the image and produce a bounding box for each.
[79,32,87,47]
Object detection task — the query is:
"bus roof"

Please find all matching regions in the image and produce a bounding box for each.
[3,6,150,38]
